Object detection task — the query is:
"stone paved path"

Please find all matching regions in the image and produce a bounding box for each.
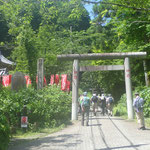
[8,112,150,150]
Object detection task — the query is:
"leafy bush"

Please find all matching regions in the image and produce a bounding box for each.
[113,94,127,116]
[139,87,150,117]
[113,86,150,118]
[0,88,10,150]
[0,115,10,150]
[27,85,72,128]
[0,85,72,147]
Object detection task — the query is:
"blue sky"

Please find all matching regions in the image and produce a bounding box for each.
[84,3,95,20]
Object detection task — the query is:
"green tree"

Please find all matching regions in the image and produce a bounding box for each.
[79,0,150,100]
[0,0,91,87]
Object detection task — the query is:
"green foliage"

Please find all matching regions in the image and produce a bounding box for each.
[113,94,127,116]
[1,0,150,130]
[27,85,72,128]
[113,86,150,118]
[0,85,71,147]
[140,87,150,117]
[0,88,10,150]
[0,115,10,150]
[78,0,150,100]
[0,0,90,87]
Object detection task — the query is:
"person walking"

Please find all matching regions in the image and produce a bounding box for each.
[100,94,106,116]
[81,92,90,126]
[78,94,83,115]
[97,94,101,112]
[106,94,114,116]
[133,92,146,130]
[91,93,98,116]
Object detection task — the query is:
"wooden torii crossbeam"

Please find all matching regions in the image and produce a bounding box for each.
[80,65,124,72]
[57,52,147,60]
[57,52,147,120]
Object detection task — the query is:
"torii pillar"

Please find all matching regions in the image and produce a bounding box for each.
[57,52,147,120]
[72,59,79,120]
[124,57,134,119]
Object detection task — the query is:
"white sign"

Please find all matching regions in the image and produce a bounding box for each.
[21,116,28,128]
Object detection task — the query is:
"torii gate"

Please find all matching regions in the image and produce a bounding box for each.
[57,52,147,120]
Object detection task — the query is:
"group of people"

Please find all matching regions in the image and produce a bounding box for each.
[78,92,114,126]
[91,93,114,116]
[78,91,146,130]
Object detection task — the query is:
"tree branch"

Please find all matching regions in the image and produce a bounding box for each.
[130,21,150,24]
[83,0,150,11]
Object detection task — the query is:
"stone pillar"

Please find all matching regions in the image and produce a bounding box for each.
[124,57,134,119]
[11,72,26,91]
[37,58,44,90]
[72,59,79,120]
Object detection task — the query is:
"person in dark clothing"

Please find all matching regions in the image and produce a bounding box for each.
[100,94,106,116]
[91,93,98,116]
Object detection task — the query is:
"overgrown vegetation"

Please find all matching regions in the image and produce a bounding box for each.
[0,85,71,150]
[1,0,150,100]
[113,86,150,126]
[113,94,127,117]
[1,0,150,148]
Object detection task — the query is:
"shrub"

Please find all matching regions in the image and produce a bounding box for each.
[0,85,72,134]
[139,87,150,117]
[0,115,10,150]
[113,86,150,118]
[113,94,127,116]
[0,88,10,150]
[27,85,72,128]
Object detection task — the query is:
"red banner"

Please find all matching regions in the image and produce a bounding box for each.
[24,76,31,87]
[50,74,55,85]
[61,74,67,91]
[44,76,47,86]
[2,75,11,87]
[55,74,59,85]
[66,80,71,92]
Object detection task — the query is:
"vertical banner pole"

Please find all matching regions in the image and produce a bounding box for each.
[37,58,44,90]
[124,57,134,119]
[72,59,79,120]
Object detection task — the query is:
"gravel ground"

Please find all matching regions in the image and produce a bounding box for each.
[8,112,150,150]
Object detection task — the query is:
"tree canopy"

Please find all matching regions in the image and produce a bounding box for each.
[0,0,149,100]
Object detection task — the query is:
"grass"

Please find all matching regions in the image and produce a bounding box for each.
[12,124,66,139]
[145,118,150,128]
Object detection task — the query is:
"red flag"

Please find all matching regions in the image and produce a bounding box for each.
[44,76,47,86]
[55,74,59,85]
[36,76,38,83]
[61,74,67,91]
[50,74,55,85]
[2,75,12,87]
[24,76,31,87]
[66,80,71,92]
[24,76,29,84]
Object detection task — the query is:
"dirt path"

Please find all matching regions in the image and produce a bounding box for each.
[8,112,150,150]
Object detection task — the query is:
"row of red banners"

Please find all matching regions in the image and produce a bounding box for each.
[0,74,70,92]
[50,74,70,92]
